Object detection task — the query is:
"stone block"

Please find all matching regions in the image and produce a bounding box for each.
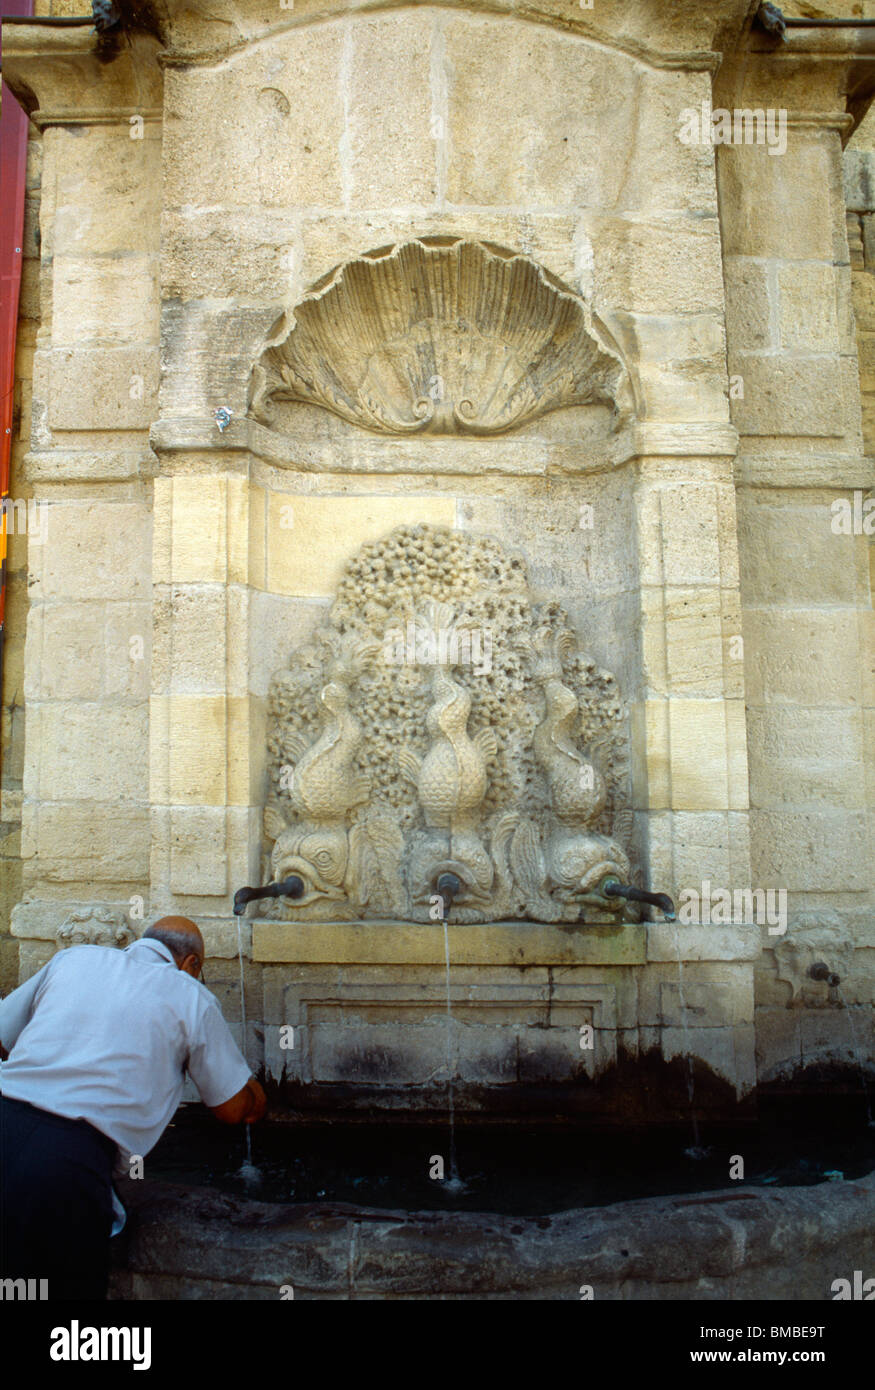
[748,810,870,892]
[50,125,162,255]
[863,216,875,273]
[658,977,755,1029]
[30,803,149,883]
[777,263,840,352]
[630,698,670,809]
[48,347,158,431]
[158,302,277,420]
[801,1008,873,1066]
[664,587,725,696]
[660,1023,756,1091]
[310,1018,445,1086]
[666,810,734,890]
[247,592,326,699]
[444,15,639,210]
[851,266,875,327]
[161,208,300,303]
[729,355,845,437]
[51,256,158,347]
[266,494,456,597]
[253,922,647,967]
[743,610,862,705]
[153,476,229,586]
[621,71,717,215]
[162,31,346,211]
[29,501,150,602]
[34,702,148,802]
[668,699,730,810]
[167,695,227,806]
[169,807,227,897]
[746,707,866,809]
[592,216,725,315]
[635,480,723,589]
[754,1009,802,1081]
[295,210,582,300]
[723,257,774,351]
[843,149,875,213]
[720,142,835,261]
[104,603,152,701]
[346,12,435,207]
[227,696,251,807]
[25,603,102,701]
[647,924,761,964]
[164,588,228,695]
[737,496,867,606]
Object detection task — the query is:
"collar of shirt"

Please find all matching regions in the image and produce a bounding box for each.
[125,938,178,968]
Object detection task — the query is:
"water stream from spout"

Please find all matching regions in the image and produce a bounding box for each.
[235,916,262,1189]
[442,919,464,1192]
[836,987,875,1128]
[671,926,709,1160]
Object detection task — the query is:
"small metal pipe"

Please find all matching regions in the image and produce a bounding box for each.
[782,16,875,25]
[434,872,462,920]
[233,875,305,917]
[601,878,676,920]
[808,961,841,988]
[1,14,95,22]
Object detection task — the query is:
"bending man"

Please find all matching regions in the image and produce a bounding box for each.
[0,917,266,1299]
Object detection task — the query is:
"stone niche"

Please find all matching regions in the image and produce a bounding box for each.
[242,238,756,1116]
[244,238,663,1110]
[250,236,633,438]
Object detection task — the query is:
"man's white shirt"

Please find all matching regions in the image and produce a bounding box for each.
[0,938,252,1232]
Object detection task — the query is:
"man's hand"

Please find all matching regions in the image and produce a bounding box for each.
[209,1077,267,1125]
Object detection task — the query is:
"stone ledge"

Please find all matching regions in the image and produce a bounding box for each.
[647,923,763,961]
[252,921,646,967]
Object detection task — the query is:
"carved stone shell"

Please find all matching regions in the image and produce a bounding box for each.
[250,237,630,436]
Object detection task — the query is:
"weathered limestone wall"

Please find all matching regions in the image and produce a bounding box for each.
[0,97,40,993]
[6,34,162,983]
[1,1,872,1111]
[716,27,875,1081]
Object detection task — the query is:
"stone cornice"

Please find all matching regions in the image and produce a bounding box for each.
[716,23,875,139]
[0,27,163,127]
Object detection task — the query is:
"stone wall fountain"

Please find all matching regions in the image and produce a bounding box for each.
[3,0,874,1303]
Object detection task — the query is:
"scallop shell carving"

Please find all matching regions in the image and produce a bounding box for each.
[250,237,630,436]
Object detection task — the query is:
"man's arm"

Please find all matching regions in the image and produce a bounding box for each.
[209,1077,267,1125]
[185,997,265,1123]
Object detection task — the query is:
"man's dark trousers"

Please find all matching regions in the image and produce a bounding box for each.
[0,1095,115,1300]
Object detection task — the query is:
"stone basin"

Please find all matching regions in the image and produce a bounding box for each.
[109,1171,875,1301]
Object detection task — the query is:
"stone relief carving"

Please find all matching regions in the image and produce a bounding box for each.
[773,915,853,1007]
[264,524,634,923]
[57,906,132,948]
[250,237,631,437]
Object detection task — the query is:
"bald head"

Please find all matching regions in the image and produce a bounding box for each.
[144,917,205,976]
